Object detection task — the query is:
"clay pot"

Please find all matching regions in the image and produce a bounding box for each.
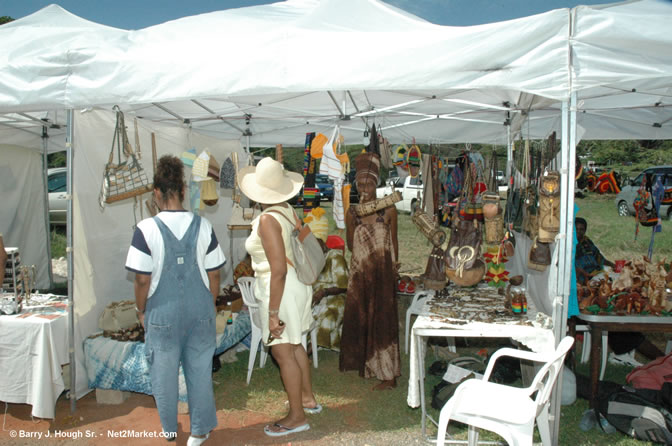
[483,202,499,219]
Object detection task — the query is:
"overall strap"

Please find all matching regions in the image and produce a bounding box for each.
[153,213,200,243]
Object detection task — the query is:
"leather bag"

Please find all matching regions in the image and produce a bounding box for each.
[504,187,524,232]
[422,246,447,290]
[445,219,485,286]
[528,236,551,272]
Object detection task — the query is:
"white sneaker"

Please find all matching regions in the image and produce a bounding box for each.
[608,351,643,367]
[187,433,209,446]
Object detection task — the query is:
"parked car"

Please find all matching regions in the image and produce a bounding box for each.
[48,167,67,225]
[615,165,672,220]
[496,170,505,186]
[315,174,334,201]
[375,175,423,214]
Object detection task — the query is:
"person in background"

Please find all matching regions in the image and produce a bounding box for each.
[574,217,663,366]
[340,152,401,391]
[304,208,348,351]
[238,157,319,438]
[125,155,225,446]
[0,233,7,272]
[212,255,254,372]
[575,217,614,285]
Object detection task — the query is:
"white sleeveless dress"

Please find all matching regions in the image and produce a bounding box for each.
[245,204,313,346]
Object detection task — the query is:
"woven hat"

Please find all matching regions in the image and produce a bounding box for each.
[304,207,328,242]
[354,152,380,183]
[238,157,303,204]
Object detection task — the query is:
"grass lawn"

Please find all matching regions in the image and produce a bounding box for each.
[48,194,669,444]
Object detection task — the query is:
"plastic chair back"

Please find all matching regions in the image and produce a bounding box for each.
[238,277,263,330]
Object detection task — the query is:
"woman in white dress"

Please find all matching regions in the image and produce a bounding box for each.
[238,157,320,437]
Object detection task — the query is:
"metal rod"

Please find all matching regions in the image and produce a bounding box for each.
[66,109,76,414]
[42,125,54,287]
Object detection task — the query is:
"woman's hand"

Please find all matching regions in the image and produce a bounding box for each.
[138,312,145,329]
[268,313,285,340]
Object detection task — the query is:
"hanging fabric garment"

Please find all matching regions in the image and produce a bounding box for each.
[304,133,317,188]
[189,176,201,212]
[320,126,346,228]
[302,133,319,215]
[220,156,236,189]
[319,126,343,179]
[379,131,392,170]
[332,178,345,229]
[366,123,380,156]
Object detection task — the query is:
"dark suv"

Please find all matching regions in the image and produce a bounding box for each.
[315,174,334,202]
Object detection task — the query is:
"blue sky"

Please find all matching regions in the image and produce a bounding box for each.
[3,0,612,29]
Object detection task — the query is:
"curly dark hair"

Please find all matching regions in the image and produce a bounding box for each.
[154,155,185,202]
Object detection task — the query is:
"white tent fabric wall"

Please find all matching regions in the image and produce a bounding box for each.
[70,109,246,398]
[0,144,51,289]
[570,0,672,140]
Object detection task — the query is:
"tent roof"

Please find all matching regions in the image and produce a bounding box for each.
[1,0,671,145]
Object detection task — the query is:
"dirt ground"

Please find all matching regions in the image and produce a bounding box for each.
[0,390,425,446]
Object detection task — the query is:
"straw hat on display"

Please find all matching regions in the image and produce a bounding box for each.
[237,157,303,204]
[304,207,328,242]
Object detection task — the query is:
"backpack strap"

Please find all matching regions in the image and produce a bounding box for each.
[264,208,302,268]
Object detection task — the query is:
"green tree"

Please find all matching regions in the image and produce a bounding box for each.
[47,151,66,168]
[0,16,14,25]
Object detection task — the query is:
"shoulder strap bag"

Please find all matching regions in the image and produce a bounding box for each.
[266,208,326,285]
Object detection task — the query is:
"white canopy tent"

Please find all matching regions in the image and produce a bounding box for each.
[2,0,672,440]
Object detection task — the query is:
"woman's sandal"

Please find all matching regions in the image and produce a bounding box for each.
[263,423,310,437]
[284,400,323,414]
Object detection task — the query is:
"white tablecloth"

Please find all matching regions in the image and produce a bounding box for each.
[407,287,555,408]
[0,304,69,418]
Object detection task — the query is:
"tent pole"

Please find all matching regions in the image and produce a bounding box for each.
[506,122,512,179]
[42,125,54,287]
[66,109,76,414]
[549,95,577,444]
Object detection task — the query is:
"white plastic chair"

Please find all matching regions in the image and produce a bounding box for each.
[302,322,319,369]
[238,277,318,382]
[237,277,269,385]
[436,336,574,446]
[405,290,455,355]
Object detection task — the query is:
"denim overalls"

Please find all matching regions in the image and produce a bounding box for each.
[145,214,217,436]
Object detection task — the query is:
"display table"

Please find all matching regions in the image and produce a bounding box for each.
[574,313,672,410]
[0,298,69,419]
[84,310,251,399]
[407,285,555,436]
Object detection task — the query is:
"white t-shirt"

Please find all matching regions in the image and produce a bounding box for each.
[125,211,226,298]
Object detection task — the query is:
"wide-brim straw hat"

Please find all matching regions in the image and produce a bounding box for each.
[238,157,304,205]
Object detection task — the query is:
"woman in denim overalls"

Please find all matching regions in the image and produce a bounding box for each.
[127,156,225,446]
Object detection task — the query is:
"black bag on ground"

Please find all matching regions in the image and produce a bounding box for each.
[598,387,672,444]
[575,373,624,402]
[430,356,486,410]
[431,375,474,410]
